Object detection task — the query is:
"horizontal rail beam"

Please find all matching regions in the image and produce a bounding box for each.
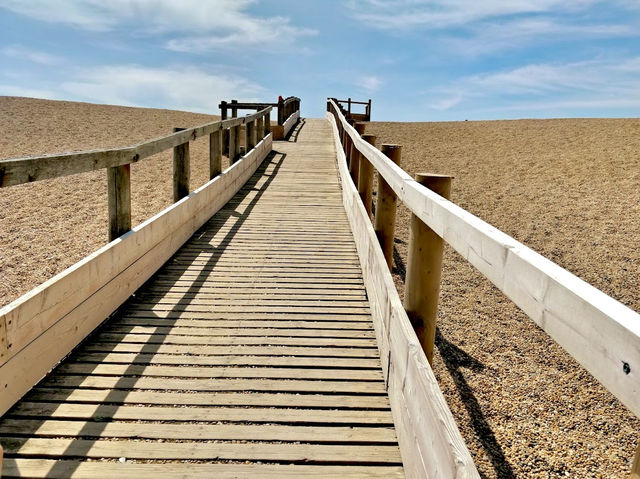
[328,98,640,419]
[0,107,271,188]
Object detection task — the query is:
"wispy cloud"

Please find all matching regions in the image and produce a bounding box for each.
[2,44,62,65]
[359,75,382,93]
[60,64,265,113]
[427,57,640,113]
[0,0,316,52]
[349,0,603,30]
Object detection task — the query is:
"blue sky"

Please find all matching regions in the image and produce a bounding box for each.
[0,0,638,121]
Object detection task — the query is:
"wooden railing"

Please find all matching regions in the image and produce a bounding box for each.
[330,97,371,122]
[0,106,272,240]
[219,96,300,141]
[327,98,640,477]
[0,105,274,418]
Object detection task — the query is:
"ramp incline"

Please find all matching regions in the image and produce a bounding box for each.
[0,119,404,478]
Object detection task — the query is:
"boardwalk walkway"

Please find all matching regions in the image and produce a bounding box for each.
[0,119,405,478]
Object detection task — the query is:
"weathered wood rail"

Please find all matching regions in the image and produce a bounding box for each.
[327,98,640,477]
[219,96,300,141]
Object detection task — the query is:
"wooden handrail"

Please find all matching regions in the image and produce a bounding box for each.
[328,97,640,419]
[0,107,271,188]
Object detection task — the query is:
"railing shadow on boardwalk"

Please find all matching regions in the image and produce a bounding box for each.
[392,241,515,478]
[2,149,286,476]
[284,118,305,143]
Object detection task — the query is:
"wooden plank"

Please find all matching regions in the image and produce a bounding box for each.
[40,375,387,394]
[102,326,374,338]
[0,107,271,187]
[0,460,404,479]
[0,438,402,463]
[71,352,380,368]
[8,402,393,425]
[172,127,190,202]
[54,363,383,381]
[93,333,376,347]
[79,343,379,357]
[25,389,390,409]
[328,109,478,478]
[0,420,397,443]
[112,318,372,328]
[330,100,640,419]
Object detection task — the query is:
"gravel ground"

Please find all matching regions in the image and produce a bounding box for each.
[365,119,640,478]
[2,98,639,477]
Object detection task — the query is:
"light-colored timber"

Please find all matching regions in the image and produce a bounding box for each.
[358,134,376,217]
[374,144,401,269]
[0,117,405,478]
[404,173,452,365]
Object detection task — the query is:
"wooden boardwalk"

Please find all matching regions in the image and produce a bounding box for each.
[0,119,404,478]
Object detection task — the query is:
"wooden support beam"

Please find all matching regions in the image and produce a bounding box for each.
[220,101,229,156]
[358,134,376,218]
[264,112,271,135]
[278,99,285,125]
[107,164,132,241]
[172,128,190,202]
[349,123,366,186]
[404,173,452,365]
[233,124,241,162]
[256,116,264,143]
[246,120,256,152]
[374,144,401,270]
[209,129,222,180]
[344,120,354,166]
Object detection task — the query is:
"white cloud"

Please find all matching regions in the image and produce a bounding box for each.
[61,65,265,113]
[360,76,382,93]
[0,0,316,52]
[427,57,640,113]
[2,44,62,65]
[349,0,602,30]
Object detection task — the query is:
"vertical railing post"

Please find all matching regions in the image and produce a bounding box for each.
[231,101,240,163]
[350,123,365,186]
[367,99,372,120]
[256,114,264,143]
[404,173,452,365]
[358,134,376,217]
[278,98,285,125]
[265,111,271,136]
[209,128,222,179]
[246,120,256,152]
[348,97,352,117]
[172,127,190,202]
[374,144,402,270]
[107,163,131,241]
[344,119,354,167]
[220,101,228,155]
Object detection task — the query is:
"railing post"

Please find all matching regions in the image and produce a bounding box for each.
[209,128,222,179]
[246,120,256,151]
[265,111,271,136]
[220,101,228,155]
[106,164,131,241]
[404,173,452,365]
[172,127,190,202]
[256,115,264,143]
[374,144,402,270]
[350,122,366,186]
[348,97,352,116]
[278,98,285,125]
[358,134,376,217]
[367,99,372,120]
[344,119,354,166]
[231,101,240,163]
